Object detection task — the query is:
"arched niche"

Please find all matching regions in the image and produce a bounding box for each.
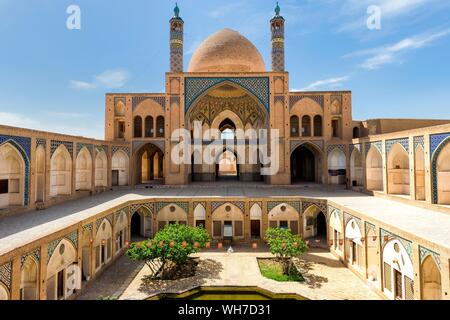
[158,204,188,231]
[211,203,244,239]
[345,219,363,268]
[436,141,450,204]
[0,283,9,300]
[112,150,129,186]
[387,143,410,195]
[366,147,383,191]
[421,255,441,300]
[95,150,108,188]
[194,204,206,228]
[328,148,346,185]
[75,147,92,191]
[46,239,77,300]
[249,203,262,239]
[268,203,299,234]
[50,145,72,197]
[303,205,326,239]
[21,256,39,300]
[350,149,363,187]
[329,210,343,252]
[94,219,113,270]
[115,210,128,252]
[382,239,414,300]
[0,142,25,208]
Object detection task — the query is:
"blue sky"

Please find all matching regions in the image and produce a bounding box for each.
[1,0,450,139]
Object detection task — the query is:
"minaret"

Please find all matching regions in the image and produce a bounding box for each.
[170,3,184,72]
[270,2,285,72]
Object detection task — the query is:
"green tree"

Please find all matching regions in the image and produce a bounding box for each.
[265,228,308,275]
[126,223,210,279]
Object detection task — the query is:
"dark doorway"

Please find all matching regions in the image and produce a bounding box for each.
[57,270,64,300]
[131,213,141,238]
[291,145,316,182]
[112,170,119,186]
[251,220,261,239]
[316,212,326,237]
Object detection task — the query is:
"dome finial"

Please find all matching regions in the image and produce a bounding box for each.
[174,3,180,18]
[275,2,281,16]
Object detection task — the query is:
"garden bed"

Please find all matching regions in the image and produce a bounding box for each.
[257,258,304,282]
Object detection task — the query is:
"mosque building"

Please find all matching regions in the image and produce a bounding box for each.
[0,4,449,300]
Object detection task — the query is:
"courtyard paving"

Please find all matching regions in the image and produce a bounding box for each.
[1,184,450,257]
[77,248,381,300]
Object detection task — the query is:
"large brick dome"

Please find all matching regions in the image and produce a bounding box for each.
[188,28,266,73]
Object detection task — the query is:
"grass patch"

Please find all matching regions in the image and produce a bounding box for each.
[258,258,304,282]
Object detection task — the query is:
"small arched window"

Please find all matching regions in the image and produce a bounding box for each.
[134,116,142,138]
[302,116,311,137]
[156,116,165,138]
[353,127,360,139]
[314,115,322,137]
[290,116,299,137]
[145,116,154,138]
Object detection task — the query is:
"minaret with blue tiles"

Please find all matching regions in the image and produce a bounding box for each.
[170,3,184,72]
[270,2,285,72]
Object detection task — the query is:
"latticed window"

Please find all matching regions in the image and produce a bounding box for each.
[384,262,392,291]
[213,221,221,237]
[234,221,243,237]
[290,220,299,234]
[404,276,414,300]
[290,116,299,137]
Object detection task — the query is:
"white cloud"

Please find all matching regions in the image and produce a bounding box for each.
[0,112,104,140]
[293,76,350,91]
[70,69,129,90]
[344,28,450,70]
[70,80,96,89]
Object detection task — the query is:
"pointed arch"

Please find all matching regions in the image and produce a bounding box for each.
[328,148,346,185]
[421,255,441,300]
[350,148,363,187]
[434,139,450,204]
[76,147,92,191]
[95,150,108,187]
[0,142,26,208]
[211,203,244,239]
[0,282,9,300]
[21,256,39,300]
[387,143,410,195]
[291,142,324,183]
[50,145,72,197]
[46,239,77,300]
[268,203,300,234]
[194,203,206,228]
[345,219,363,268]
[94,219,113,270]
[112,150,129,186]
[366,146,383,191]
[382,239,414,300]
[303,205,326,239]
